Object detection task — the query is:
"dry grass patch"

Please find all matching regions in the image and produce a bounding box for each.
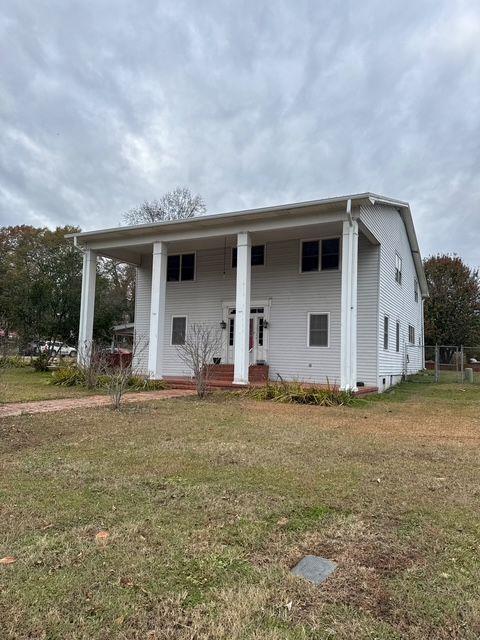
[0,381,479,638]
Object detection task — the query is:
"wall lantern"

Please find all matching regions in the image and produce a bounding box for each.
[219,320,227,330]
[263,320,269,329]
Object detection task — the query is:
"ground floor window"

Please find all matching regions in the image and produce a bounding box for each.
[396,321,400,352]
[383,316,389,350]
[171,316,187,345]
[308,313,329,347]
[408,324,415,344]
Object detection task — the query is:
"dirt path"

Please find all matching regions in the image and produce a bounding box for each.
[0,389,196,418]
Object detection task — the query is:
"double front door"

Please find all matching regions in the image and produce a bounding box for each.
[226,305,268,365]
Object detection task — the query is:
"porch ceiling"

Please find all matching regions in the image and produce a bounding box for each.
[88,220,356,265]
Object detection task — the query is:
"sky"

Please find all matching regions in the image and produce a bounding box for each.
[1,0,479,266]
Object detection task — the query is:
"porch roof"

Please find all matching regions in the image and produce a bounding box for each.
[67,192,428,296]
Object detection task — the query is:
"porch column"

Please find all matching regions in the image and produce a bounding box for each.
[340,219,358,391]
[77,249,97,367]
[148,241,168,379]
[233,231,251,385]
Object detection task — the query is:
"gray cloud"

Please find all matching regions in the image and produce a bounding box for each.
[1,0,479,265]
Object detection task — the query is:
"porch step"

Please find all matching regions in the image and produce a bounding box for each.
[206,364,269,383]
[164,377,248,391]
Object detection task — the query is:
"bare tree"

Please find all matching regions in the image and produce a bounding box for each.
[123,187,206,225]
[101,338,147,410]
[77,340,105,389]
[176,324,222,398]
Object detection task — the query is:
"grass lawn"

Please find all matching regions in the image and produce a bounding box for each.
[0,367,99,404]
[0,381,479,639]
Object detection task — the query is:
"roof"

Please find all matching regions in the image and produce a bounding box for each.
[68,192,408,242]
[67,192,427,296]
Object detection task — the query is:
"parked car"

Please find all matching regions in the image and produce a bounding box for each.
[40,341,77,357]
[22,341,46,356]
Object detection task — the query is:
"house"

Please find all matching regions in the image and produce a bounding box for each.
[70,192,428,392]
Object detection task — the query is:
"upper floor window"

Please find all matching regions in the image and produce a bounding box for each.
[395,254,402,284]
[232,244,265,268]
[167,253,195,282]
[301,238,340,273]
[414,278,419,302]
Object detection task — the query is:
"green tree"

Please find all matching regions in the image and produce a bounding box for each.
[424,254,480,351]
[0,226,135,347]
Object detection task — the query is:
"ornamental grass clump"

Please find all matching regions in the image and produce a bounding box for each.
[246,379,353,406]
[50,363,86,386]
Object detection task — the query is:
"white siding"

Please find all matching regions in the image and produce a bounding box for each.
[133,226,402,389]
[356,234,379,385]
[360,204,424,390]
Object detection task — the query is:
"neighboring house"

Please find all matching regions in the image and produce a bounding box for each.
[69,193,428,392]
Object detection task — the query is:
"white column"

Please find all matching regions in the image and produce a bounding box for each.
[233,232,251,385]
[77,249,97,366]
[148,241,168,379]
[340,219,358,391]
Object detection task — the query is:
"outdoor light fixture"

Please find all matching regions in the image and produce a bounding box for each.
[219,320,227,330]
[263,320,269,329]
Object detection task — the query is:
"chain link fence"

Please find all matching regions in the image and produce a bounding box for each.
[405,344,480,384]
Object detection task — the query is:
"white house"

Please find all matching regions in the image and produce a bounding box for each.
[70,192,428,393]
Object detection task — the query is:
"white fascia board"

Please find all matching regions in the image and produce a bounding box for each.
[67,192,406,245]
[83,210,348,252]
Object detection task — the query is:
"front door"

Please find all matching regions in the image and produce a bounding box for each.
[226,306,268,364]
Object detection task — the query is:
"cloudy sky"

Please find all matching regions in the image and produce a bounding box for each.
[1,0,479,265]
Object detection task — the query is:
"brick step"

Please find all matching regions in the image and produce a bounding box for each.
[165,378,247,391]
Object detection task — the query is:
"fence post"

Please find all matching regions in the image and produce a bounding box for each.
[434,344,439,383]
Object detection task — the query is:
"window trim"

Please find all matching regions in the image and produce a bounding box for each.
[299,237,341,274]
[167,252,197,283]
[383,315,389,350]
[395,253,403,285]
[231,244,266,268]
[307,311,330,348]
[170,315,187,346]
[408,324,415,345]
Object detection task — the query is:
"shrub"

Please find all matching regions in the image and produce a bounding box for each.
[0,355,30,368]
[50,364,86,386]
[32,353,51,372]
[127,376,167,391]
[245,380,353,406]
[50,367,166,393]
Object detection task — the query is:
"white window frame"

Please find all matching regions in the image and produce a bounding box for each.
[383,315,389,350]
[307,312,330,348]
[408,324,415,345]
[231,244,266,269]
[170,315,187,346]
[299,237,341,274]
[167,252,197,283]
[395,253,402,285]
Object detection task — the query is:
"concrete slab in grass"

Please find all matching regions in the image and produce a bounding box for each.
[291,555,337,585]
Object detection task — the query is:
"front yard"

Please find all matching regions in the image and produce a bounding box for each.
[1,367,96,404]
[0,381,479,639]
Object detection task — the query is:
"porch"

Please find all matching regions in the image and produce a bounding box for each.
[73,195,381,391]
[163,363,378,395]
